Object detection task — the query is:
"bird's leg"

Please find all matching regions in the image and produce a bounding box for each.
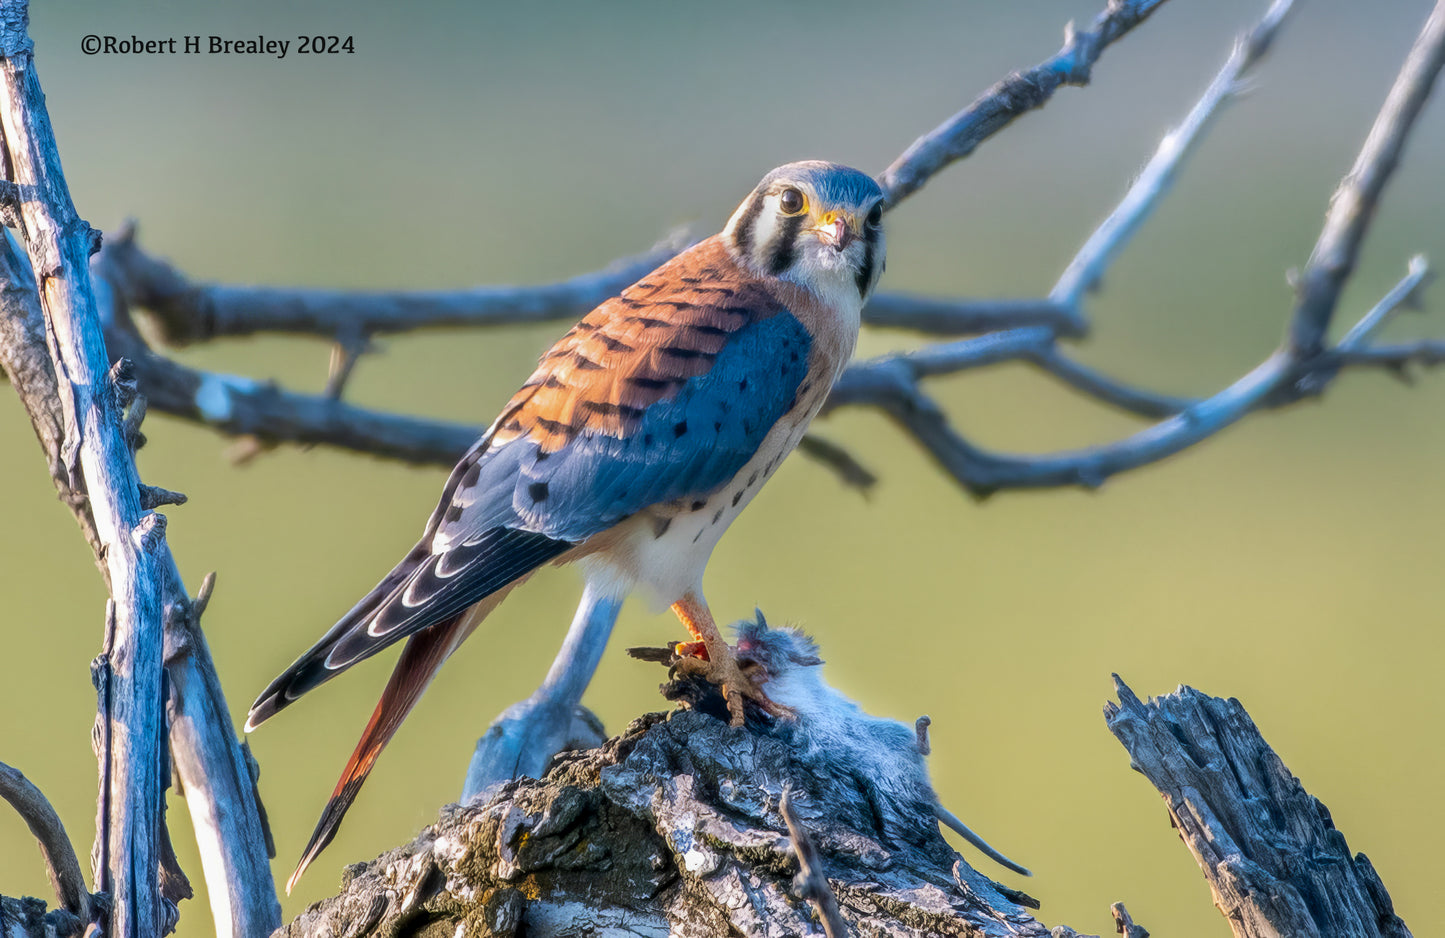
[461,581,623,802]
[670,593,764,727]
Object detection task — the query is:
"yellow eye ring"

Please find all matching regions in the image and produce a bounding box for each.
[779,187,806,216]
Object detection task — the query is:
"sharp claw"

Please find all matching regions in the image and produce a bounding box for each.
[674,640,708,660]
[674,642,780,725]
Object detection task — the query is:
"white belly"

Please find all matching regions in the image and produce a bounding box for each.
[578,406,817,610]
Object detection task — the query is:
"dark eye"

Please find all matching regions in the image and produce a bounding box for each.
[865,203,883,229]
[779,187,805,215]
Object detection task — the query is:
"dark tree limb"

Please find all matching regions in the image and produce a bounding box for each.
[100,221,694,346]
[1105,676,1410,938]
[0,762,91,924]
[781,786,851,938]
[0,228,99,557]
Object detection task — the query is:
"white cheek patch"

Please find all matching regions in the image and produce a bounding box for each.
[748,210,782,265]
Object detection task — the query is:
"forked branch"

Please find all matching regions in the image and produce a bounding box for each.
[78,0,1445,504]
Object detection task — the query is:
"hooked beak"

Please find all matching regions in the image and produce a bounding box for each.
[812,215,854,251]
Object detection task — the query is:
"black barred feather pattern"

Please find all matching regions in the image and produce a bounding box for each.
[245,527,571,731]
[328,527,572,667]
[286,614,468,892]
[249,160,888,890]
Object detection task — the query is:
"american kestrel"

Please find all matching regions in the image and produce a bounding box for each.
[247,161,886,887]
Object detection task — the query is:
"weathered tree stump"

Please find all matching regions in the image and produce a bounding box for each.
[1105,678,1411,938]
[281,707,1043,938]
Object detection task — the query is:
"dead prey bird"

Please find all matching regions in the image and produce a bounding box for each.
[634,613,1031,877]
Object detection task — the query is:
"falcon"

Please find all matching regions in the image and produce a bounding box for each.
[247,161,887,888]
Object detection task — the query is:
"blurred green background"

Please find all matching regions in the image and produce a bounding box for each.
[3,1,1443,934]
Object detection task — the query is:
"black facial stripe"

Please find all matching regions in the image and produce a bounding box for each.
[855,233,877,299]
[731,190,766,258]
[765,212,807,275]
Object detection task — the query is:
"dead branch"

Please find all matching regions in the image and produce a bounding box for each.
[0,1,1439,936]
[1105,677,1411,937]
[264,668,1407,937]
[781,786,851,938]
[877,0,1172,210]
[0,762,91,924]
[0,12,170,936]
[73,0,1443,509]
[279,707,1048,938]
[0,9,280,938]
[1110,903,1149,938]
[99,223,693,346]
[1288,2,1445,359]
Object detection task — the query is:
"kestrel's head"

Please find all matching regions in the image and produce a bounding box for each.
[724,161,886,305]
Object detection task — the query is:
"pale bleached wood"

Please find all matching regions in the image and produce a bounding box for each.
[160,561,283,938]
[0,7,280,938]
[0,12,168,937]
[2,227,281,938]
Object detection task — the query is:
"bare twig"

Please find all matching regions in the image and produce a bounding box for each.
[779,786,850,938]
[1338,254,1432,349]
[0,762,91,922]
[846,259,1434,496]
[323,335,368,401]
[862,294,1076,336]
[1051,0,1294,314]
[1334,339,1445,374]
[877,0,1171,208]
[1289,1,1445,359]
[110,323,479,463]
[794,434,878,493]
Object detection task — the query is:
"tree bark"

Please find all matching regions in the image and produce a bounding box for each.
[282,708,1045,938]
[1105,678,1411,938]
